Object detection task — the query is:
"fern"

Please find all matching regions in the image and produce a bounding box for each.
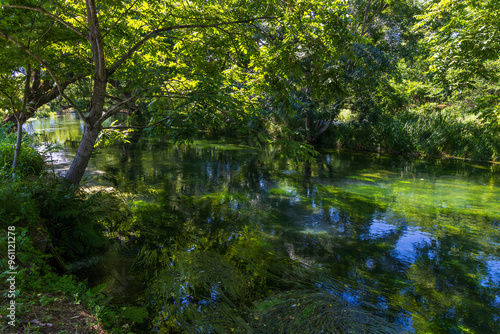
[25,176,131,261]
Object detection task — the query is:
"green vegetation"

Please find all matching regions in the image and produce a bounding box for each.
[31,105,57,119]
[0,125,44,175]
[326,103,500,160]
[0,132,138,333]
[0,0,498,180]
[131,195,405,333]
[0,227,110,333]
[1,125,499,332]
[0,0,499,333]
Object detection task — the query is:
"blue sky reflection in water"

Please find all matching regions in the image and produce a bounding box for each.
[27,114,500,333]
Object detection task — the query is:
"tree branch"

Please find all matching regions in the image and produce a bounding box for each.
[316,118,334,136]
[102,0,141,38]
[98,95,137,123]
[0,87,17,119]
[32,74,85,111]
[107,16,276,76]
[1,4,87,39]
[0,29,86,121]
[20,64,31,120]
[361,0,374,37]
[48,0,88,33]
[101,116,182,130]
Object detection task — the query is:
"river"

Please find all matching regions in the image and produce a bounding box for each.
[25,114,500,333]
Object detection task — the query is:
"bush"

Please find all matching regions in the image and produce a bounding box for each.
[0,227,133,333]
[0,173,135,332]
[0,125,45,176]
[32,104,57,119]
[0,172,132,261]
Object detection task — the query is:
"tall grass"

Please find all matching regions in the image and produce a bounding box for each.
[325,104,500,161]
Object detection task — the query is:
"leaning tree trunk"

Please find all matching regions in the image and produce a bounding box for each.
[305,115,334,144]
[65,73,108,184]
[11,65,31,175]
[64,0,107,184]
[64,124,102,184]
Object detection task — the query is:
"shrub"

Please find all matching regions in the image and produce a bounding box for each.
[0,227,134,333]
[0,172,131,261]
[0,125,45,176]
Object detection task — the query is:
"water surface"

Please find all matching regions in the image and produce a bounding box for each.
[26,114,500,333]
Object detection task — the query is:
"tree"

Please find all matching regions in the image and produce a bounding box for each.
[1,0,281,184]
[252,0,421,144]
[415,0,500,140]
[415,0,500,92]
[0,1,80,173]
[0,0,424,180]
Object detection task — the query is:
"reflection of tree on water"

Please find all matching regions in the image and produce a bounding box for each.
[25,115,500,333]
[271,176,500,333]
[131,194,405,333]
[405,217,500,333]
[130,164,415,332]
[77,162,500,333]
[273,194,412,325]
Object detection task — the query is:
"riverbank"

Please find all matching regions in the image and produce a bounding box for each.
[0,172,134,333]
[321,103,500,162]
[0,127,136,333]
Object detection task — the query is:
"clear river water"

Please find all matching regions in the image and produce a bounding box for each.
[25,114,500,333]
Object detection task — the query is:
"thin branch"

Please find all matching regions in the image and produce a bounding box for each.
[98,95,137,123]
[108,16,277,76]
[1,4,87,39]
[102,0,141,38]
[377,0,387,16]
[148,94,190,98]
[361,0,374,37]
[0,88,17,120]
[105,94,122,102]
[0,29,87,121]
[48,0,88,33]
[35,20,55,53]
[101,116,182,130]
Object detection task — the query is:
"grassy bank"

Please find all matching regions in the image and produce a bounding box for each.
[323,103,500,161]
[0,127,139,333]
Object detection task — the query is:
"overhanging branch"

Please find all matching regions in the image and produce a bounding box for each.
[98,95,137,123]
[0,29,87,121]
[101,116,182,130]
[1,4,88,39]
[108,16,277,76]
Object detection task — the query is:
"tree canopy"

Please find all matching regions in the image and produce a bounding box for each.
[0,0,498,180]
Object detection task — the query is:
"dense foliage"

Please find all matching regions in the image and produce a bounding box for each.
[0,0,499,333]
[0,129,138,332]
[0,125,44,175]
[0,0,498,169]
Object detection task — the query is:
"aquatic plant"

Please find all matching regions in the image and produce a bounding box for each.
[326,105,500,161]
[252,290,403,334]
